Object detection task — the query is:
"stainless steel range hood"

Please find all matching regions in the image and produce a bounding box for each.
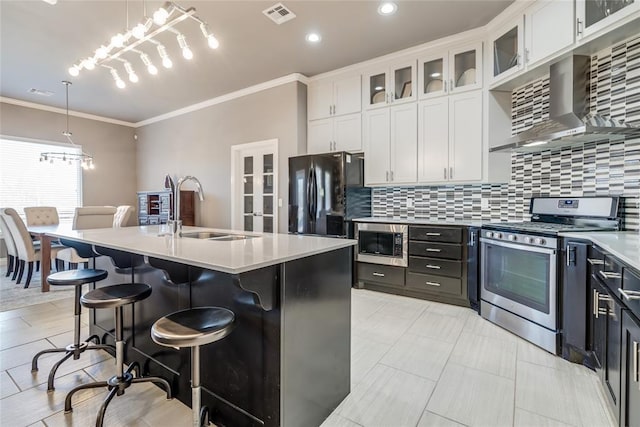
[490,55,640,153]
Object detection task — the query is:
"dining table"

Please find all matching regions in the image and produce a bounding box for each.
[27,223,74,292]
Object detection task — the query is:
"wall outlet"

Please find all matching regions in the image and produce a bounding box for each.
[407,198,414,208]
[481,198,489,209]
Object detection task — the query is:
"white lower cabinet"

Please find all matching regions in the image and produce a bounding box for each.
[364,103,417,185]
[307,112,361,154]
[418,90,482,183]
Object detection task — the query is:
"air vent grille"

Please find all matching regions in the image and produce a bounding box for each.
[28,88,54,97]
[262,3,296,25]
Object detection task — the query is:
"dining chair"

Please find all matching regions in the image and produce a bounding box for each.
[113,205,135,227]
[1,208,62,288]
[24,206,60,226]
[56,206,117,269]
[0,215,20,280]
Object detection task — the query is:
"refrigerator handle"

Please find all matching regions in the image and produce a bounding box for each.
[310,167,317,220]
[307,166,313,220]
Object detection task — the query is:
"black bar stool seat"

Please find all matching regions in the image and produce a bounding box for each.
[31,268,111,392]
[64,283,172,427]
[152,307,235,427]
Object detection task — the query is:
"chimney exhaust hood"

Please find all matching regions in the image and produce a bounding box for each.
[490,55,640,153]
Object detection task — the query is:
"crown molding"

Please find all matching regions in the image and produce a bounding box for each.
[0,96,136,127]
[135,73,309,127]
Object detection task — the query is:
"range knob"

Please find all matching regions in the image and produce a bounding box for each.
[486,231,494,238]
[524,237,533,244]
[495,232,503,239]
[507,234,517,242]
[534,237,546,245]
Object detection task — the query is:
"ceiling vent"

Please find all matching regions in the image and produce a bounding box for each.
[262,3,296,25]
[28,88,54,97]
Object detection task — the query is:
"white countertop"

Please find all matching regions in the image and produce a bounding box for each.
[40,225,356,274]
[353,217,485,227]
[560,231,640,271]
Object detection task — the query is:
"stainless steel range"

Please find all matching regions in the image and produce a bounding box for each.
[480,196,621,354]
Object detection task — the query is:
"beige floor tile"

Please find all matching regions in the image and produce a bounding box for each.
[337,364,435,427]
[417,411,467,427]
[351,294,388,322]
[0,370,20,399]
[320,412,363,427]
[514,408,577,426]
[27,422,47,427]
[139,394,194,427]
[351,335,391,386]
[352,313,414,345]
[0,339,55,371]
[8,348,111,391]
[427,363,514,427]
[0,301,62,321]
[82,358,117,382]
[449,331,517,379]
[463,313,519,343]
[516,340,593,376]
[0,316,31,332]
[375,295,429,320]
[0,317,75,350]
[46,326,92,348]
[0,370,104,426]
[380,333,454,381]
[408,311,465,344]
[427,302,473,320]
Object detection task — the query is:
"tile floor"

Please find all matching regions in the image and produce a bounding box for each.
[0,285,615,427]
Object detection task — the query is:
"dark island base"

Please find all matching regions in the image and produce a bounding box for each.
[76,244,352,427]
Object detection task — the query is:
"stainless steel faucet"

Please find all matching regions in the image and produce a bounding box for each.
[167,175,204,236]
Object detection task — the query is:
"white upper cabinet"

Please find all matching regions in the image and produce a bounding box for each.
[364,58,417,110]
[364,108,391,185]
[308,74,361,121]
[525,1,575,67]
[577,0,640,40]
[418,97,449,182]
[490,18,525,84]
[307,113,361,154]
[418,43,482,100]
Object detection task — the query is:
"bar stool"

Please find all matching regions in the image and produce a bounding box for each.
[31,268,113,391]
[151,307,235,427]
[64,283,172,427]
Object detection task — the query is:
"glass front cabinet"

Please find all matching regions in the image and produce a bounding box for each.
[364,58,417,109]
[418,43,482,99]
[490,18,524,83]
[577,0,640,39]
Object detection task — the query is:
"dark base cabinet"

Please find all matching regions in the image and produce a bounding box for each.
[622,311,640,427]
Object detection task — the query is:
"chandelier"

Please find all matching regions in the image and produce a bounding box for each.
[40,81,95,169]
[68,1,219,89]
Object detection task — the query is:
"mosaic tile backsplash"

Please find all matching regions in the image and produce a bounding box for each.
[372,35,640,231]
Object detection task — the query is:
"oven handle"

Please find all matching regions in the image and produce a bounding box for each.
[480,237,556,255]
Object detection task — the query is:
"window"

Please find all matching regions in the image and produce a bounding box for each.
[0,137,82,222]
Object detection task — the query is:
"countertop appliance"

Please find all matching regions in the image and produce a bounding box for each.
[288,152,371,238]
[355,222,408,267]
[480,196,621,354]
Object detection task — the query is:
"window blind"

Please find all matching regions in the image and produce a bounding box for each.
[0,138,82,222]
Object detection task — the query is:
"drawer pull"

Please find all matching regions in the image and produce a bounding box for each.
[618,288,640,301]
[425,281,441,287]
[593,289,598,317]
[599,270,622,280]
[587,258,604,266]
[425,248,442,252]
[426,232,441,236]
[372,272,385,277]
[425,264,441,270]
[634,341,639,384]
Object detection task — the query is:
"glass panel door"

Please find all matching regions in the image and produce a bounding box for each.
[493,25,521,78]
[262,153,274,233]
[452,48,478,91]
[242,156,255,232]
[368,72,387,108]
[421,57,446,98]
[391,60,416,104]
[586,0,635,27]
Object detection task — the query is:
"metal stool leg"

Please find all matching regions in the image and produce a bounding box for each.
[191,345,205,427]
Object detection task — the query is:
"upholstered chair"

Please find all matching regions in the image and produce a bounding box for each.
[56,206,117,269]
[113,205,135,227]
[24,206,60,226]
[0,215,19,280]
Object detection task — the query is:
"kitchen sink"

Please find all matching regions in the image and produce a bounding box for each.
[180,231,258,241]
[209,235,256,241]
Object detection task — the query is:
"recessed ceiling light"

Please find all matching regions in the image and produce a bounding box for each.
[378,2,397,15]
[306,33,321,43]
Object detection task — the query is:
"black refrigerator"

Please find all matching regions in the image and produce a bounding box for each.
[288,152,371,238]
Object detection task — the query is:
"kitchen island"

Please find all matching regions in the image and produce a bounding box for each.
[45,225,355,427]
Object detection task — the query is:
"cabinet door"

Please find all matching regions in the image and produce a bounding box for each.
[363,108,390,185]
[308,80,334,120]
[308,118,334,154]
[449,91,482,182]
[390,59,417,105]
[603,288,622,422]
[334,113,362,152]
[334,75,361,116]
[390,103,417,184]
[418,98,449,182]
[622,311,640,427]
[491,19,524,82]
[577,0,640,39]
[449,43,482,93]
[364,67,389,110]
[590,276,607,370]
[419,52,448,100]
[525,0,574,67]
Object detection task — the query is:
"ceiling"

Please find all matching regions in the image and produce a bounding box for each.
[0,0,513,124]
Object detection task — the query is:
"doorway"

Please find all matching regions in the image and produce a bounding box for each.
[231,139,278,233]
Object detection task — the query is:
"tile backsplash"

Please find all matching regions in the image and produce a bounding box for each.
[372,35,640,231]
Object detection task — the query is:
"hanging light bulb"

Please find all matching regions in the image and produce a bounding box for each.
[111,33,126,48]
[95,45,109,59]
[153,4,171,25]
[157,44,172,68]
[140,53,158,75]
[124,62,139,83]
[68,65,80,76]
[176,34,193,60]
[110,69,126,89]
[82,57,96,70]
[200,23,219,49]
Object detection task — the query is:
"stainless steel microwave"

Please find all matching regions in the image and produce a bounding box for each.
[355,223,408,267]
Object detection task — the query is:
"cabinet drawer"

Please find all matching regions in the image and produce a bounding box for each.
[599,254,623,294]
[409,241,462,260]
[406,272,462,296]
[357,263,405,287]
[622,268,640,319]
[588,246,605,276]
[409,226,462,243]
[408,256,461,278]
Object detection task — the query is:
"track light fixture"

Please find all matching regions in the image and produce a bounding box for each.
[39,81,95,169]
[68,1,219,90]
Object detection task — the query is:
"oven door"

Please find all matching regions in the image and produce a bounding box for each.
[481,238,557,330]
